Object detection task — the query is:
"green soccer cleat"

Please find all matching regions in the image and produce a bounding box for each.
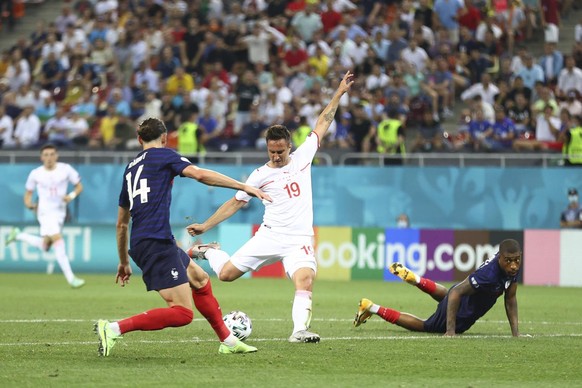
[186,241,221,260]
[5,227,20,246]
[354,298,374,327]
[94,320,121,356]
[70,277,86,289]
[218,339,258,354]
[390,262,418,285]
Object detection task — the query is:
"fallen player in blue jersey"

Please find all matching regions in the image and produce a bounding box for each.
[354,239,525,337]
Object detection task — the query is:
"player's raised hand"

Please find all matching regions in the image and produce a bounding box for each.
[116,263,132,287]
[338,71,355,94]
[243,185,272,202]
[186,223,206,236]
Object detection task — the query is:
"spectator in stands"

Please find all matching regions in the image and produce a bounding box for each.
[538,42,563,86]
[401,36,430,73]
[0,104,15,148]
[291,3,323,45]
[514,104,562,151]
[45,107,71,147]
[237,107,268,150]
[374,109,406,157]
[560,115,582,166]
[540,0,560,43]
[516,53,545,89]
[532,85,559,116]
[556,56,582,98]
[349,103,374,154]
[233,70,261,135]
[14,105,41,148]
[67,110,90,147]
[461,72,500,106]
[433,0,466,44]
[558,88,582,116]
[412,110,445,152]
[508,92,534,135]
[466,106,494,151]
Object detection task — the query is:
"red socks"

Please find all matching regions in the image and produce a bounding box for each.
[417,277,437,295]
[378,307,401,324]
[192,280,231,342]
[118,305,193,334]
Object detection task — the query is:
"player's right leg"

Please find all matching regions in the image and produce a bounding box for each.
[47,234,85,288]
[353,298,426,332]
[389,262,447,302]
[186,258,257,354]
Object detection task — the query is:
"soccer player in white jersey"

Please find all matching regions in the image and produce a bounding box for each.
[186,71,355,343]
[6,144,85,288]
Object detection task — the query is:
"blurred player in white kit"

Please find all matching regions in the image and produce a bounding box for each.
[6,144,85,288]
[187,71,354,343]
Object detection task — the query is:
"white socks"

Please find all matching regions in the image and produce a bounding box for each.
[370,304,380,314]
[221,333,238,347]
[292,290,313,333]
[205,249,230,276]
[53,239,76,284]
[16,232,44,249]
[109,322,122,336]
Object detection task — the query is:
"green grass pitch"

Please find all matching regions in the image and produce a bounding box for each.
[1,273,581,387]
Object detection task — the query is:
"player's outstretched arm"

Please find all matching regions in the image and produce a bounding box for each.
[187,197,246,236]
[444,278,475,336]
[504,282,520,337]
[313,71,355,140]
[182,165,271,202]
[115,206,132,286]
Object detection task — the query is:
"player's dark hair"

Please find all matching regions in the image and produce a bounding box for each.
[40,143,57,153]
[265,125,291,143]
[499,239,521,255]
[138,117,167,142]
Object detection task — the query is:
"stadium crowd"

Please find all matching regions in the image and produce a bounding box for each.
[0,0,581,162]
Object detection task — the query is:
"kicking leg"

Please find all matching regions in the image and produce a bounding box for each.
[187,241,245,282]
[187,260,257,354]
[390,262,447,302]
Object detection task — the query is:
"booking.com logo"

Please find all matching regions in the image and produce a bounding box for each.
[316,232,499,276]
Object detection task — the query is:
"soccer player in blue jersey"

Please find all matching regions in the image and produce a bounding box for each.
[95,117,271,356]
[354,239,524,337]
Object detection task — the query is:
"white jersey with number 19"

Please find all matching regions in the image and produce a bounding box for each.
[235,132,319,236]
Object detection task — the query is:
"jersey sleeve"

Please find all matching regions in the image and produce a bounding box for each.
[118,169,130,208]
[468,264,496,291]
[234,168,262,202]
[67,164,81,185]
[291,132,319,165]
[24,170,36,192]
[166,149,193,177]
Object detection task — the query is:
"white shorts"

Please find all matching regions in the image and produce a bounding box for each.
[37,211,65,237]
[230,227,317,278]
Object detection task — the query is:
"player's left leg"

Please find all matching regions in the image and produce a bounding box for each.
[390,262,447,302]
[288,266,320,343]
[48,234,85,288]
[354,298,426,332]
[186,258,257,354]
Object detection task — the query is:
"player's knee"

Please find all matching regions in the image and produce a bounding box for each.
[188,266,209,289]
[217,272,236,282]
[171,305,194,326]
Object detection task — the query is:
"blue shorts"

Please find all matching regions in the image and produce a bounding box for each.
[423,295,476,334]
[129,239,190,291]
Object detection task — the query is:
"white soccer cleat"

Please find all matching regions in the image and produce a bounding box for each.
[288,330,320,343]
[186,241,221,260]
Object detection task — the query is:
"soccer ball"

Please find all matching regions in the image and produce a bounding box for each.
[223,310,252,341]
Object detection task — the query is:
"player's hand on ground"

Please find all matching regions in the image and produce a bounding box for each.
[186,223,206,236]
[339,71,355,94]
[116,263,132,287]
[243,185,272,202]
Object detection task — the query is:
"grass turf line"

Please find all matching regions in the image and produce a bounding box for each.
[0,273,581,387]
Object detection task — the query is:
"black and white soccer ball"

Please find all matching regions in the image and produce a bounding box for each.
[223,310,252,340]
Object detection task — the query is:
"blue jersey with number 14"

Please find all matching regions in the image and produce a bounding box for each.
[119,148,191,249]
